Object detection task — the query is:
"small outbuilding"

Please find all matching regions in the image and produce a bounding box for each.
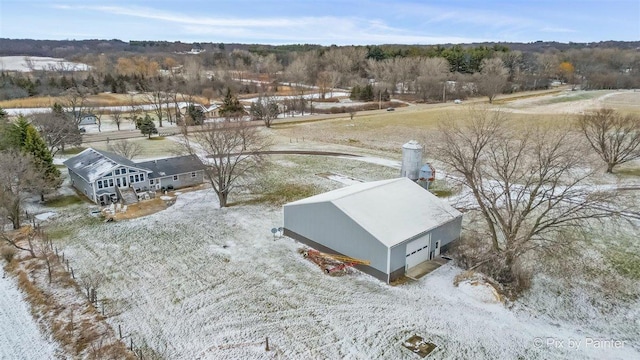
[283,178,463,283]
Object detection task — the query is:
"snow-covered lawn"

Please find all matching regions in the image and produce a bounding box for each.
[0,268,60,359]
[48,189,639,359]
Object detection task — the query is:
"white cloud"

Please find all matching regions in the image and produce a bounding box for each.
[50,4,485,44]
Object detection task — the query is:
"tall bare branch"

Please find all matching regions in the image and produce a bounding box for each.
[578,108,640,173]
[179,120,269,207]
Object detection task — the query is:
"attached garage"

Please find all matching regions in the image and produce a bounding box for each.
[283,178,463,283]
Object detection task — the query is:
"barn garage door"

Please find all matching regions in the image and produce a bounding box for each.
[405,235,430,270]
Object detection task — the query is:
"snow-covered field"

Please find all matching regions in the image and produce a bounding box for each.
[0,268,60,359]
[0,56,89,72]
[46,188,639,359]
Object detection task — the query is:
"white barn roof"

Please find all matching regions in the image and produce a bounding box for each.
[285,177,462,248]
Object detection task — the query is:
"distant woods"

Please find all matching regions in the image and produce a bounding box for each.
[1,41,640,104]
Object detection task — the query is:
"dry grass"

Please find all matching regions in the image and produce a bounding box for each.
[274,105,573,153]
[492,89,565,105]
[0,93,145,109]
[112,198,168,220]
[4,227,135,359]
[0,92,211,109]
[1,245,17,263]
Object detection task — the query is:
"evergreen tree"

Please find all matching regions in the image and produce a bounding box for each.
[350,85,360,100]
[52,102,65,116]
[139,114,157,139]
[361,84,374,101]
[6,116,30,149]
[24,125,60,186]
[6,119,62,200]
[219,88,245,117]
[186,104,205,125]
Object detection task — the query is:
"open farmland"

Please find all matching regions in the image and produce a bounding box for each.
[22,87,640,359]
[272,89,640,153]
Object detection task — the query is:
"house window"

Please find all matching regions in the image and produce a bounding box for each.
[115,169,121,175]
[97,180,103,189]
[130,175,134,183]
[135,174,140,182]
[121,168,127,174]
[105,172,112,177]
[173,175,178,181]
[150,179,154,185]
[140,173,144,181]
[191,172,196,177]
[108,179,114,187]
[130,169,137,172]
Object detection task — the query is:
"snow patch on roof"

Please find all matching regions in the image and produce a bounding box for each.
[285,178,462,247]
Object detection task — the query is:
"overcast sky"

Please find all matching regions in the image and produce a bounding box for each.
[1,0,639,45]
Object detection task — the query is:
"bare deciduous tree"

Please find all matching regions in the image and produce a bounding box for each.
[434,110,617,291]
[63,87,89,125]
[146,79,167,128]
[31,112,82,156]
[578,108,640,173]
[476,58,508,103]
[0,218,36,257]
[111,110,124,131]
[0,150,38,230]
[179,120,269,207]
[78,271,105,302]
[415,57,449,102]
[107,140,142,160]
[250,94,280,128]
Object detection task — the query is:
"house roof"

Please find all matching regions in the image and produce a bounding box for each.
[284,178,462,248]
[179,103,219,113]
[136,155,205,179]
[62,148,149,182]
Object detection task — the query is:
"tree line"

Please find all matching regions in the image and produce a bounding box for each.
[3,44,640,105]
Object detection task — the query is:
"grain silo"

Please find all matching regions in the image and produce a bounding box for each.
[400,140,422,181]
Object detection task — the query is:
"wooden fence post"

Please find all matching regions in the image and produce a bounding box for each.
[265,337,270,351]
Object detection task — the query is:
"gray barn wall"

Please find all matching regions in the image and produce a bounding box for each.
[431,216,463,253]
[284,202,388,274]
[388,215,463,273]
[68,170,94,201]
[284,229,390,283]
[157,170,204,189]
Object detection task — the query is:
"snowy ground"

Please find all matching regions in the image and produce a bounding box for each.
[0,268,60,360]
[45,188,639,360]
[0,56,89,72]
